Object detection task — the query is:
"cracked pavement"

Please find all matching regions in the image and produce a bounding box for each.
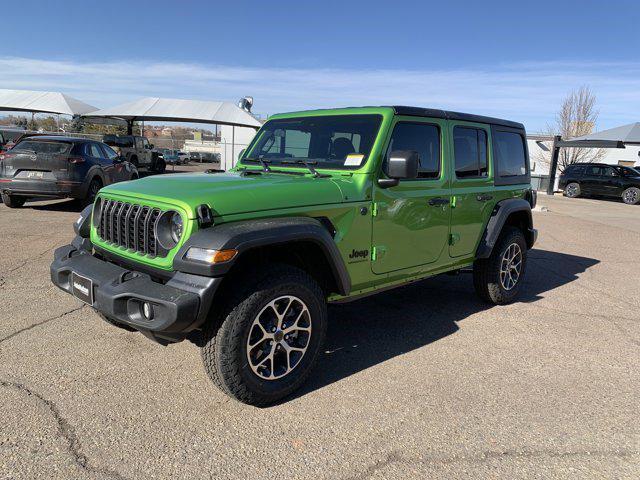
[0,191,638,479]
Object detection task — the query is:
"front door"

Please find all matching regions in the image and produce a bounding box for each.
[449,122,496,258]
[372,118,451,274]
[599,165,624,197]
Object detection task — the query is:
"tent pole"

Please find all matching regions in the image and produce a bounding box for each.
[546,135,561,196]
[231,125,235,169]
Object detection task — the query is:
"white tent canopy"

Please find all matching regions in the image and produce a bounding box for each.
[0,88,97,115]
[84,97,262,129]
[573,122,640,145]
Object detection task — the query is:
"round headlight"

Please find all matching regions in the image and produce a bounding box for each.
[92,197,103,227]
[170,212,183,243]
[156,210,183,251]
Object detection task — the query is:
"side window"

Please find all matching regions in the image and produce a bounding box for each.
[385,122,440,179]
[142,137,150,149]
[454,126,488,178]
[602,166,618,177]
[585,165,602,176]
[135,137,143,149]
[89,143,104,158]
[494,131,527,177]
[101,144,119,161]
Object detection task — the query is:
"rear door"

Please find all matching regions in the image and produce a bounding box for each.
[581,165,604,194]
[448,122,495,258]
[371,117,451,274]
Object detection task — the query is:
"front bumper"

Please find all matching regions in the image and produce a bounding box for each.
[50,241,221,343]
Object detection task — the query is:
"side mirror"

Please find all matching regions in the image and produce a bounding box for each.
[114,155,125,163]
[379,150,420,188]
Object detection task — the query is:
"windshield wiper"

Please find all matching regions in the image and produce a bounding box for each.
[244,156,272,172]
[281,159,330,178]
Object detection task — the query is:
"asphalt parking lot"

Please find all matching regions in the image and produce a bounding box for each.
[1,183,638,479]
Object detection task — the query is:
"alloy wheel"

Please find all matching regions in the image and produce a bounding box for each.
[499,243,523,291]
[624,189,638,204]
[246,295,312,380]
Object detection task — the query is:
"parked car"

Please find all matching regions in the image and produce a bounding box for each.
[51,106,537,405]
[0,127,27,153]
[559,163,640,205]
[102,134,165,173]
[0,136,138,208]
[177,151,190,164]
[157,148,181,165]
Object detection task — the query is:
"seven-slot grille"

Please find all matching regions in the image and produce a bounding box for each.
[97,199,164,257]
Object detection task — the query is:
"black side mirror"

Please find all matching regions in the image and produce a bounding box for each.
[114,155,125,163]
[378,150,420,188]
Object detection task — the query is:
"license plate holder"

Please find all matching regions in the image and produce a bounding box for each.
[27,171,44,179]
[71,272,94,306]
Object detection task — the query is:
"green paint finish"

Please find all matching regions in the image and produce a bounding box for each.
[89,106,532,299]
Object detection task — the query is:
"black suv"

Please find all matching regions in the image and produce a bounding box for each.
[0,136,138,208]
[559,163,640,205]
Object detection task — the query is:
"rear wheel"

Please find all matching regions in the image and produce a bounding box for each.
[201,264,327,406]
[473,227,528,305]
[81,177,102,207]
[564,182,581,198]
[154,158,166,174]
[622,187,640,205]
[1,193,26,208]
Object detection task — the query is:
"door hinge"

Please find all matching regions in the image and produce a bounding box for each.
[371,202,378,217]
[371,246,377,261]
[451,195,457,208]
[449,233,460,246]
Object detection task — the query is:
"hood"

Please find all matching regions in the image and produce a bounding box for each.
[100,171,350,218]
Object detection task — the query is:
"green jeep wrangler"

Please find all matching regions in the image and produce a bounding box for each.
[51,106,537,405]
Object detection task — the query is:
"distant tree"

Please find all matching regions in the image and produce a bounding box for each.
[39,116,58,132]
[535,86,606,172]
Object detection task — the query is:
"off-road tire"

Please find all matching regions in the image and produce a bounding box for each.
[1,193,26,208]
[97,312,136,331]
[154,158,166,174]
[622,187,640,205]
[473,226,528,305]
[564,182,581,198]
[201,264,327,406]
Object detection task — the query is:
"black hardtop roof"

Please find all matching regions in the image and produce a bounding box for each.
[390,106,525,130]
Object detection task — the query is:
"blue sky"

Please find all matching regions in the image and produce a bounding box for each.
[1,0,639,131]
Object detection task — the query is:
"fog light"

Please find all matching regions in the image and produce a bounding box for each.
[142,302,153,320]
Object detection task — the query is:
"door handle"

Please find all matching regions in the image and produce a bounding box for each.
[476,194,493,202]
[428,197,449,206]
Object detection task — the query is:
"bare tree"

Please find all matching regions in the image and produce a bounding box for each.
[535,86,606,172]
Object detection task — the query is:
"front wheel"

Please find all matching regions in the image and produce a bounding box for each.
[81,177,102,207]
[473,227,528,305]
[1,193,26,208]
[201,265,327,406]
[622,187,640,205]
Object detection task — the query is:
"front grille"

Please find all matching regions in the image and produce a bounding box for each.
[97,199,165,257]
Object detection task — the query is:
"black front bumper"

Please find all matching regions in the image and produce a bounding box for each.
[50,241,222,343]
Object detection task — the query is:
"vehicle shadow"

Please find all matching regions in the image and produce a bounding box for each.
[286,249,599,403]
[30,199,83,212]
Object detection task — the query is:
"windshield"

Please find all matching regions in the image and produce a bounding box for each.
[242,114,382,170]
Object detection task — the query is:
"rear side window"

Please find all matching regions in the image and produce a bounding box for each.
[385,122,440,178]
[585,165,602,176]
[13,140,71,154]
[454,127,487,178]
[494,131,527,177]
[89,143,104,158]
[565,165,585,175]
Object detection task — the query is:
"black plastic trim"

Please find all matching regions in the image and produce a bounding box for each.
[174,217,351,295]
[391,106,524,129]
[490,124,531,186]
[476,199,535,258]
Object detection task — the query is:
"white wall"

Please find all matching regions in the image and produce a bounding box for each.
[218,125,258,171]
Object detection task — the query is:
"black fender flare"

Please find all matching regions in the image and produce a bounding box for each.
[476,198,536,259]
[173,217,351,295]
[79,167,106,197]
